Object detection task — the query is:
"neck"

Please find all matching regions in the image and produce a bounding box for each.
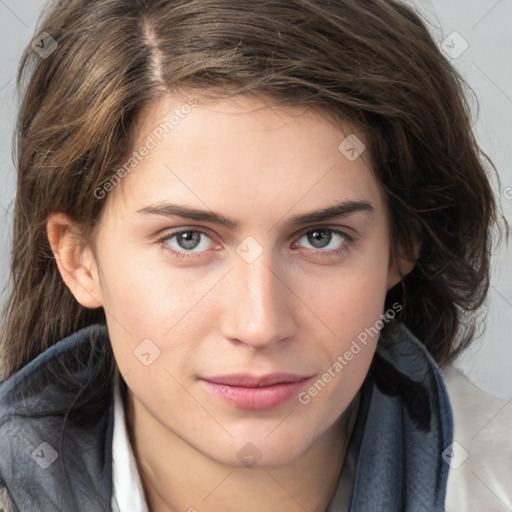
[125,392,359,512]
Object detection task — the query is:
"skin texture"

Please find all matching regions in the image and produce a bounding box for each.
[47,94,416,511]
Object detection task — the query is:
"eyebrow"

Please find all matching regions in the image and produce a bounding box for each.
[136,199,374,230]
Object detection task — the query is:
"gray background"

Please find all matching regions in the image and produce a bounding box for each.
[1,0,511,400]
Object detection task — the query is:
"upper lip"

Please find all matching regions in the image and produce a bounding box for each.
[201,373,310,387]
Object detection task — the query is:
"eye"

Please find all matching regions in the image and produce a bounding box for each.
[158,229,217,258]
[292,227,353,256]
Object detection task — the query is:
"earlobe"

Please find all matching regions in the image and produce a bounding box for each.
[46,213,103,309]
[387,239,421,290]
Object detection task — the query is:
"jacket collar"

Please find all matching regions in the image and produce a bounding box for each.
[0,324,114,511]
[334,321,453,511]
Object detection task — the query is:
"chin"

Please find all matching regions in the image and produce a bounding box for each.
[201,427,318,469]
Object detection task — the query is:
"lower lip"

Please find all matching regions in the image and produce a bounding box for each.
[201,379,310,410]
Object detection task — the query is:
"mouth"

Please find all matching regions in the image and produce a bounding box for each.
[200,373,311,410]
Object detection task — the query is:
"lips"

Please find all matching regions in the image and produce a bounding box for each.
[200,373,311,410]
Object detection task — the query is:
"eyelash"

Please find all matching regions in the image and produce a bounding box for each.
[156,226,355,261]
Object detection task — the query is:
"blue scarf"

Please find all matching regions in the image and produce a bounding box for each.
[0,322,452,511]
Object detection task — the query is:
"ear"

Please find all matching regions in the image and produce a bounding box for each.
[387,238,421,289]
[47,213,103,308]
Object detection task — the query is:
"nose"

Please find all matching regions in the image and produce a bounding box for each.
[219,252,298,350]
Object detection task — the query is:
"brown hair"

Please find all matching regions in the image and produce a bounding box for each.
[0,0,505,377]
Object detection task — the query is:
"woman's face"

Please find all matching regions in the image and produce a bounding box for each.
[88,94,403,466]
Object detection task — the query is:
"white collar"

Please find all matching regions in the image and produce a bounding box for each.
[111,376,149,512]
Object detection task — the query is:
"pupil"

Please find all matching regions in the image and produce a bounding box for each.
[178,231,200,250]
[308,229,331,248]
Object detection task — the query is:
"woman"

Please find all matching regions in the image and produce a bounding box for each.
[0,0,510,510]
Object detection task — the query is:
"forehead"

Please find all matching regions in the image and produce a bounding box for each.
[102,93,384,225]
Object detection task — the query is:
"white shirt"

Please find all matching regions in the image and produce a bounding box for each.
[111,367,512,512]
[111,379,148,512]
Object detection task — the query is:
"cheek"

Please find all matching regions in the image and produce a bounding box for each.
[96,240,208,330]
[312,245,390,347]
[300,238,390,401]
[96,247,225,381]
[298,273,387,434]
[330,270,388,335]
